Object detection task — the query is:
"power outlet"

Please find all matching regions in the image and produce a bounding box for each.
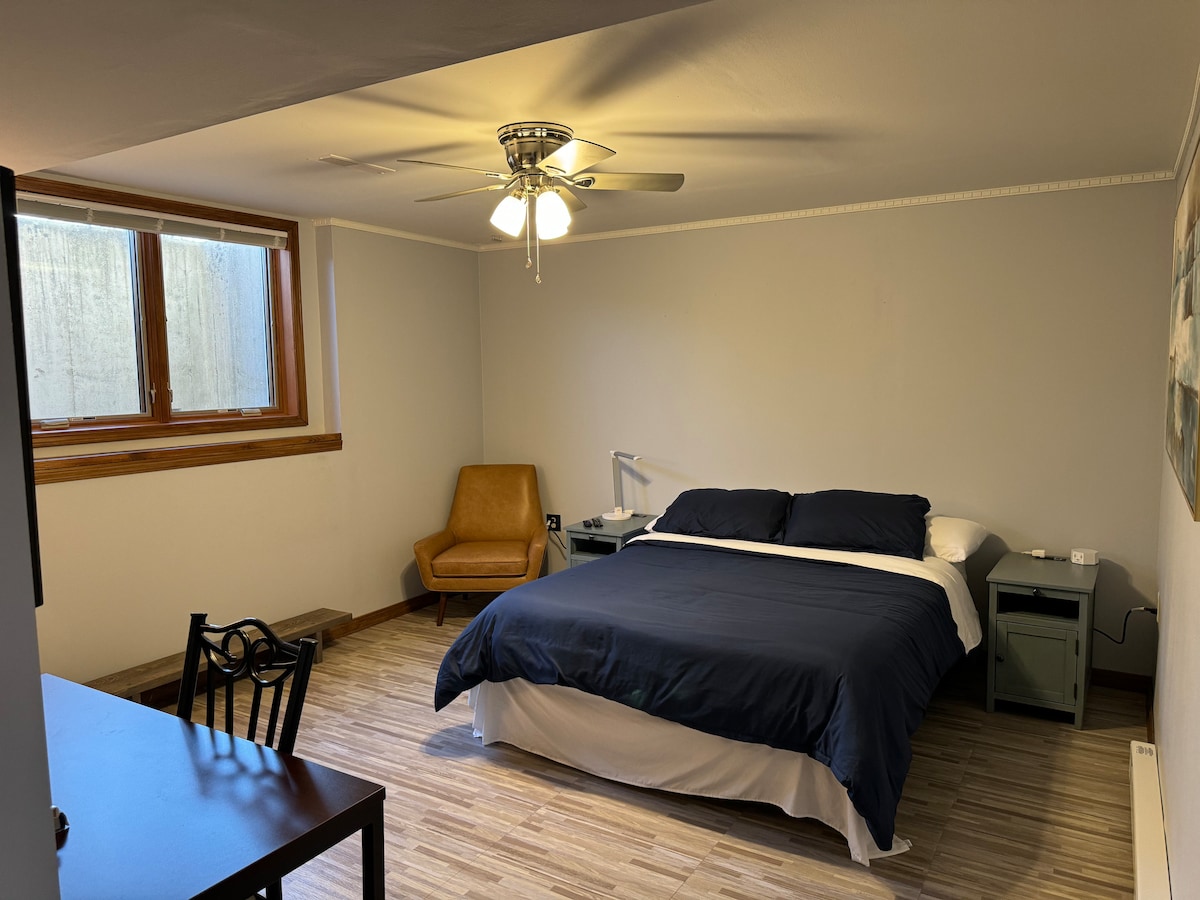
[545,514,561,532]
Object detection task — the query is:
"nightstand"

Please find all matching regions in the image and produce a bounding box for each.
[985,552,1098,728]
[565,515,656,567]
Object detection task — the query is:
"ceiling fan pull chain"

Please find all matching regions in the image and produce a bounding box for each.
[525,191,533,273]
[531,184,542,283]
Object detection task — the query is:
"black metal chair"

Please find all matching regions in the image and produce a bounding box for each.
[176,612,317,755]
[176,613,319,900]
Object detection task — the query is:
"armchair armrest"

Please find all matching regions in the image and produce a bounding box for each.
[525,528,549,579]
[414,528,457,590]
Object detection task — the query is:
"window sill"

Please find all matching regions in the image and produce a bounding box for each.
[32,413,310,448]
[34,433,342,484]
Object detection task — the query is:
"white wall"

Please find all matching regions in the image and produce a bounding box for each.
[34,223,483,681]
[480,183,1172,676]
[1155,465,1199,896]
[1154,116,1200,899]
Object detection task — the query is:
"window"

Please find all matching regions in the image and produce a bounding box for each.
[14,177,306,447]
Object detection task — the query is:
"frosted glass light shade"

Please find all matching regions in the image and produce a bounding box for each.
[490,194,526,237]
[536,190,571,239]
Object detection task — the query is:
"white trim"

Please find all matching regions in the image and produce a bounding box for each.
[317,171,1175,252]
[476,170,1175,251]
[312,217,476,251]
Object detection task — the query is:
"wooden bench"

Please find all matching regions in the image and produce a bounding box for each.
[85,607,352,705]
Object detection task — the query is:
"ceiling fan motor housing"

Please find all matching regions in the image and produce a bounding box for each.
[498,122,574,174]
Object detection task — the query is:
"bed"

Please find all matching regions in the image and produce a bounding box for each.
[434,488,985,864]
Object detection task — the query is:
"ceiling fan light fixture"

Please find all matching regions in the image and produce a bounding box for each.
[398,121,682,283]
[490,193,526,237]
[535,189,571,240]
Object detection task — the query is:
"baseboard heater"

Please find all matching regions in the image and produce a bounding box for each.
[1130,740,1170,898]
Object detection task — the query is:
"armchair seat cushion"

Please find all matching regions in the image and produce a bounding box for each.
[432,540,531,578]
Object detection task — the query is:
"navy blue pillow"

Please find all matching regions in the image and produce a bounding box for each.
[654,488,792,543]
[783,490,931,559]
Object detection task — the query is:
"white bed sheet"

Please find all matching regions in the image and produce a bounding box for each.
[473,680,908,865]
[467,536,981,866]
[626,532,983,652]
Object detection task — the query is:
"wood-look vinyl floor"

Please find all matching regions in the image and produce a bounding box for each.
[262,604,1147,899]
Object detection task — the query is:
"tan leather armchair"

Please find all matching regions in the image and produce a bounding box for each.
[414,464,548,626]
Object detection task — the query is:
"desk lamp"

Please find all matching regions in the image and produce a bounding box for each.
[602,450,642,521]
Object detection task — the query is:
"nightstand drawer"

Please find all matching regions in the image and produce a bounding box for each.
[993,582,1081,603]
[994,587,1083,620]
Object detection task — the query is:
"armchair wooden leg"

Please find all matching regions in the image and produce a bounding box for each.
[437,592,449,627]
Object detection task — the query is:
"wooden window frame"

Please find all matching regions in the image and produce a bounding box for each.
[15,177,307,448]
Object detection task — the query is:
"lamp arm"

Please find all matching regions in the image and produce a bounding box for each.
[609,450,644,514]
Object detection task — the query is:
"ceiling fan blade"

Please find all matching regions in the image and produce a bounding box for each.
[571,172,684,192]
[614,129,852,144]
[536,139,615,178]
[317,154,396,175]
[397,159,510,180]
[555,187,587,213]
[549,6,745,108]
[416,183,511,202]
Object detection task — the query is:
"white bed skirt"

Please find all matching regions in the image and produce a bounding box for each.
[471,679,910,865]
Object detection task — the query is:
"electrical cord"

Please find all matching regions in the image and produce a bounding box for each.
[1094,606,1157,644]
[549,530,567,555]
[1020,549,1069,561]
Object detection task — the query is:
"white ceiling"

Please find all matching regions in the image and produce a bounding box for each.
[12,0,1200,248]
[0,0,703,173]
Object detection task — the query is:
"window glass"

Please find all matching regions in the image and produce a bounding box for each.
[14,176,307,453]
[161,236,273,412]
[17,217,144,419]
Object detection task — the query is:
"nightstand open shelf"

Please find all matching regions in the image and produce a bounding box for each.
[564,515,655,568]
[985,552,1098,728]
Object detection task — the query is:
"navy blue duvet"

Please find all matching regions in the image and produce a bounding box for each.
[434,538,966,850]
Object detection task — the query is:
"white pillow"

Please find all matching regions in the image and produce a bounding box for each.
[926,515,988,563]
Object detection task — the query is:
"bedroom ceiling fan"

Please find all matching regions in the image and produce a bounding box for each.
[396,121,684,283]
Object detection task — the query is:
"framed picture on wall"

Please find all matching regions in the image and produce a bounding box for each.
[1167,139,1200,519]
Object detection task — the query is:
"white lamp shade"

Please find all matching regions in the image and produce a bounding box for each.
[535,190,571,239]
[490,194,526,237]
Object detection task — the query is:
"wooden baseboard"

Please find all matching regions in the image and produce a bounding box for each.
[326,593,437,640]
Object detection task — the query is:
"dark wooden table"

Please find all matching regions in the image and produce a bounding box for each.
[42,674,385,899]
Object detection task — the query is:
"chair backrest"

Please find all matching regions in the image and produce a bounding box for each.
[447,464,544,542]
[176,612,317,755]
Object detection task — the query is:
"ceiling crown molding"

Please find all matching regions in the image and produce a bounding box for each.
[474,170,1176,251]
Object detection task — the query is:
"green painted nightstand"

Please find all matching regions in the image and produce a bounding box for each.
[564,515,656,567]
[985,552,1099,728]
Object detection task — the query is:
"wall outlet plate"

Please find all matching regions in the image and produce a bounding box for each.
[546,514,561,532]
